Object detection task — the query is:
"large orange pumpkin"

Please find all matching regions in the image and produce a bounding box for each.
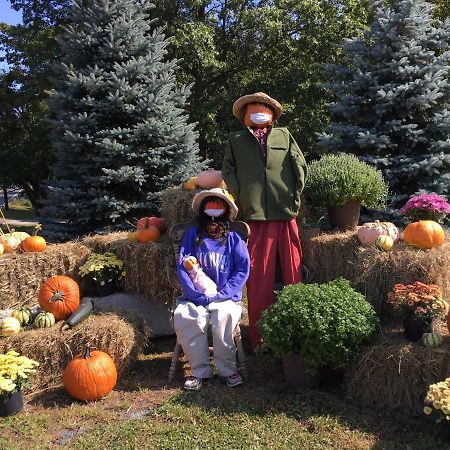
[402,220,445,249]
[63,346,117,401]
[244,102,274,128]
[38,275,80,320]
[136,225,160,243]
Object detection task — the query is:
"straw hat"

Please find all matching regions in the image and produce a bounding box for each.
[232,92,284,121]
[192,188,238,221]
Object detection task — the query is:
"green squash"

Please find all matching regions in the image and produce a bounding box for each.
[421,332,443,348]
[35,312,56,328]
[11,307,32,326]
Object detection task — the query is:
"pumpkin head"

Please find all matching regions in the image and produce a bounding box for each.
[196,170,224,189]
[38,275,80,321]
[204,198,227,218]
[63,346,118,401]
[244,102,274,128]
[136,217,166,233]
[402,220,445,249]
[183,255,198,271]
[136,226,160,243]
[22,236,47,252]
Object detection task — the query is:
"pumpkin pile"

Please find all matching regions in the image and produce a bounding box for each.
[0,224,47,255]
[127,216,166,243]
[0,275,84,337]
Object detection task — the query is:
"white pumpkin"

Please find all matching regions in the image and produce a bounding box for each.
[0,235,21,253]
[357,220,400,245]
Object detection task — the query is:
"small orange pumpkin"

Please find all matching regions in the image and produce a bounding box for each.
[183,180,197,191]
[63,345,117,401]
[136,225,160,243]
[244,102,274,128]
[403,220,445,249]
[21,224,46,252]
[22,236,47,252]
[38,275,80,321]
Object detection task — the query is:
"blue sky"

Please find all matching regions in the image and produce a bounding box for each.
[0,0,22,70]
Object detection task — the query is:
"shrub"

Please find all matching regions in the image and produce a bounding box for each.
[303,153,388,209]
[258,278,378,369]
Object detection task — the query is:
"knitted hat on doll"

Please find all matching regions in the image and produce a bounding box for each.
[192,188,238,221]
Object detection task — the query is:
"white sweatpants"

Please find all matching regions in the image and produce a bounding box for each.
[173,299,242,379]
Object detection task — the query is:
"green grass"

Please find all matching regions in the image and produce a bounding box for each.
[1,340,449,450]
[2,198,36,221]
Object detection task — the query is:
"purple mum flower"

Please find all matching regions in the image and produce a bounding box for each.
[400,194,450,223]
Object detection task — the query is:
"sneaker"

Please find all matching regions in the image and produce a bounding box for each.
[224,372,243,387]
[183,376,204,391]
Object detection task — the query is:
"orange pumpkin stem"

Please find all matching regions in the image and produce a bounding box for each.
[49,291,65,303]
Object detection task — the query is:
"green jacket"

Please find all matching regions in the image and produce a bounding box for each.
[222,127,307,221]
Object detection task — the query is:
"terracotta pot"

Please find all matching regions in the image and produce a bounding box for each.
[327,201,361,231]
[283,355,321,388]
[0,390,23,417]
[403,317,432,342]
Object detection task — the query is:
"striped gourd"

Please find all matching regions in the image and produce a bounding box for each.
[11,307,32,326]
[421,332,443,348]
[1,317,21,336]
[375,235,394,252]
[35,312,56,328]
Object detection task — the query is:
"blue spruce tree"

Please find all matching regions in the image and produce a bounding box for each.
[40,0,206,239]
[319,0,450,210]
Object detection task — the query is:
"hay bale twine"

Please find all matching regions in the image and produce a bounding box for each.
[0,308,149,392]
[160,186,200,229]
[0,242,91,310]
[345,322,450,416]
[82,232,180,305]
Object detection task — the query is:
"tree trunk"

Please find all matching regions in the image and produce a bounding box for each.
[3,187,9,210]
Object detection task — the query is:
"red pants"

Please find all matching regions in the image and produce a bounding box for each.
[246,219,302,348]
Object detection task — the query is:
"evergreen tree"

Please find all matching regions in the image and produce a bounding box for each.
[319,0,450,209]
[40,0,205,239]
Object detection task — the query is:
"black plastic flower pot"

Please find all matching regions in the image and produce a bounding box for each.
[328,201,361,231]
[0,390,24,417]
[402,317,432,342]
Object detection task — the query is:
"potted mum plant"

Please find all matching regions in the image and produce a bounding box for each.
[424,377,450,423]
[78,252,126,297]
[303,153,389,231]
[400,193,450,224]
[258,278,378,388]
[0,351,39,417]
[387,282,448,342]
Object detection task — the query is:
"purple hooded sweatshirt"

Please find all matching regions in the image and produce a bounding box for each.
[176,226,250,307]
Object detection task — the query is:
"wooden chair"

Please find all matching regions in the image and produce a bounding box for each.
[168,220,250,383]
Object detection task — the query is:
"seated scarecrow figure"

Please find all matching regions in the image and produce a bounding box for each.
[222,92,308,350]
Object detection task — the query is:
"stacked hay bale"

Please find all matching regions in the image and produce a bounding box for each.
[345,322,450,415]
[0,307,149,391]
[82,231,180,306]
[0,242,91,310]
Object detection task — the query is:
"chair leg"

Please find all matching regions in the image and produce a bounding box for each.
[234,325,248,379]
[168,341,182,383]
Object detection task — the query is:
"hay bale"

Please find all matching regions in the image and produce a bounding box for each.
[160,186,199,229]
[82,232,180,305]
[0,308,149,392]
[301,229,360,284]
[346,322,450,415]
[355,239,450,316]
[0,242,92,310]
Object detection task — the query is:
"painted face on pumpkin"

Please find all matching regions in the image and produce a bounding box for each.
[204,198,227,218]
[244,102,274,128]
